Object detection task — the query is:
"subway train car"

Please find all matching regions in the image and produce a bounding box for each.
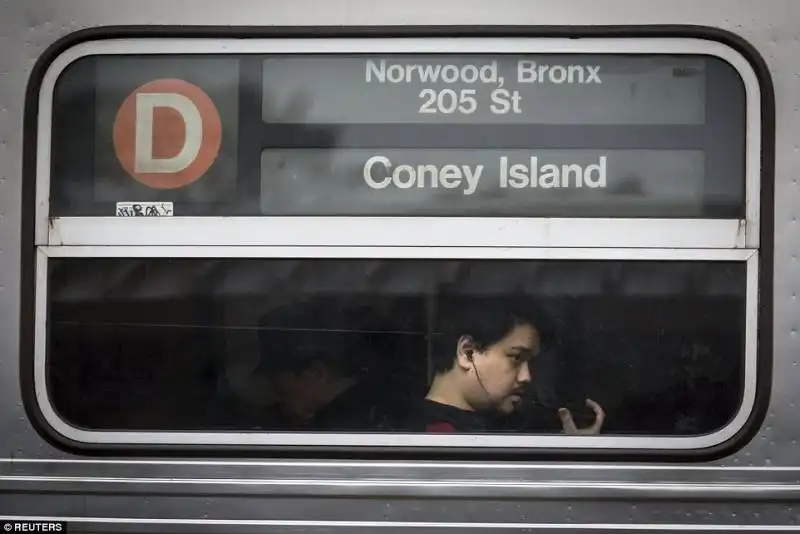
[2,0,798,532]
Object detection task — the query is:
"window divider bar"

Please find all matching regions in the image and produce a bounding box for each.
[44,217,749,249]
[38,245,756,261]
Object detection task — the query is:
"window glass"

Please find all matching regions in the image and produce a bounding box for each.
[47,257,746,437]
[49,53,746,218]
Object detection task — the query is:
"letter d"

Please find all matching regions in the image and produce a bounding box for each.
[584,156,607,188]
[113,78,222,190]
[135,93,202,174]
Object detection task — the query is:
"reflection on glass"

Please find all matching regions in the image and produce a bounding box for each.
[47,258,746,437]
[47,53,746,217]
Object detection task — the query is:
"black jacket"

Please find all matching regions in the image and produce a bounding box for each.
[407,399,488,433]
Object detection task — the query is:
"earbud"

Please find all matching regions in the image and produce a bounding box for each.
[465,348,494,406]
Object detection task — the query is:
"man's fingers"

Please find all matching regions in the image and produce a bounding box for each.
[558,407,578,434]
[585,398,605,433]
[559,400,606,435]
[585,398,602,413]
[586,398,605,423]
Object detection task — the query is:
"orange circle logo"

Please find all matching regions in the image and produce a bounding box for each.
[112,79,222,189]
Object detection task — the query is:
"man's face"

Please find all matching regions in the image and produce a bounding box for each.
[469,323,539,413]
[272,363,329,423]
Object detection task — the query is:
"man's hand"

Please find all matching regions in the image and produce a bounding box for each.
[558,398,605,435]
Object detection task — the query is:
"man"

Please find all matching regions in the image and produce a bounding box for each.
[256,309,389,431]
[413,296,604,435]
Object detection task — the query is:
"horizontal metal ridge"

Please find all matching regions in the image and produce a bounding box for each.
[3,475,800,500]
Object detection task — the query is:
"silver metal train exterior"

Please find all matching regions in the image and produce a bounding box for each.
[1,0,798,532]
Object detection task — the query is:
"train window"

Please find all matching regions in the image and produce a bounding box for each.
[48,51,747,220]
[26,33,769,455]
[37,38,759,248]
[42,254,753,447]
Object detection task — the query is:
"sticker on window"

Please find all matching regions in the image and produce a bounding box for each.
[115,201,174,217]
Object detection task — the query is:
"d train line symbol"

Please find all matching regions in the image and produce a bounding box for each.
[112,78,222,189]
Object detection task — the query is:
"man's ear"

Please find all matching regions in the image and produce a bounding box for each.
[456,335,477,371]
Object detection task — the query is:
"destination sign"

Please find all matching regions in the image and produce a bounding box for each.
[260,148,708,217]
[45,49,747,218]
[262,55,707,125]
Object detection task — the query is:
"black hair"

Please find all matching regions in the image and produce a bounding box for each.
[429,295,556,375]
[256,302,377,378]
